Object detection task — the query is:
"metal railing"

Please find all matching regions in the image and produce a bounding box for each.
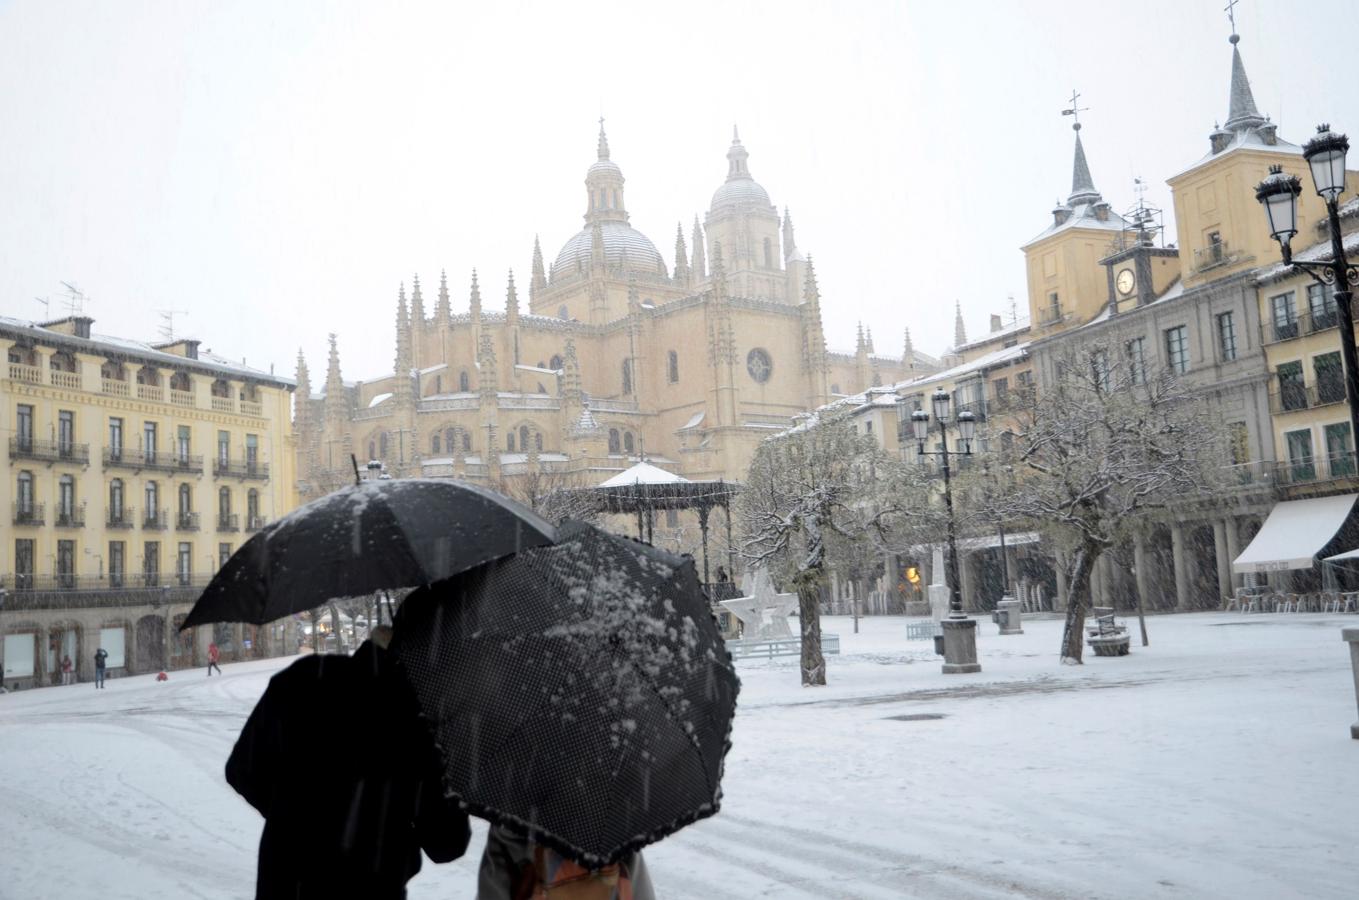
[1193,239,1244,273]
[10,437,90,465]
[107,506,136,529]
[245,515,269,533]
[1037,303,1065,326]
[103,448,204,475]
[1262,306,1348,345]
[1275,451,1359,487]
[12,502,45,526]
[175,511,200,531]
[1270,382,1348,414]
[213,457,269,480]
[216,513,239,532]
[0,573,212,608]
[143,508,168,530]
[53,506,86,528]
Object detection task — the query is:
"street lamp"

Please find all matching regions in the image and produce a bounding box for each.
[906,388,981,675]
[1256,125,1359,455]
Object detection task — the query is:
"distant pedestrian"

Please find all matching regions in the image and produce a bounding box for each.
[207,642,223,676]
[61,654,74,685]
[716,566,730,583]
[94,648,108,689]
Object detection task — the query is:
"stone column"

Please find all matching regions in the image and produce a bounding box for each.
[1223,518,1241,592]
[1212,520,1232,606]
[125,620,138,676]
[1133,531,1152,611]
[283,617,298,656]
[1171,521,1191,611]
[232,622,245,660]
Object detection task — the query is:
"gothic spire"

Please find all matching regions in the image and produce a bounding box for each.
[782,207,798,261]
[394,284,413,399]
[597,117,610,160]
[410,274,425,328]
[435,269,451,322]
[866,327,875,355]
[856,322,866,354]
[902,327,914,366]
[469,269,482,319]
[530,235,547,300]
[505,269,519,325]
[294,348,311,429]
[954,301,967,347]
[324,333,346,422]
[673,222,690,283]
[1068,125,1101,206]
[1223,33,1265,131]
[691,216,707,279]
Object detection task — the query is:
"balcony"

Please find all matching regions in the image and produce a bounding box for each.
[1269,382,1348,415]
[1263,305,1349,345]
[101,377,131,397]
[136,383,164,403]
[103,448,205,475]
[8,362,41,384]
[143,508,168,531]
[169,388,195,408]
[1037,303,1065,326]
[216,513,240,532]
[0,573,213,608]
[53,506,86,528]
[175,511,201,532]
[1193,239,1245,273]
[245,515,269,533]
[240,399,263,417]
[50,369,81,390]
[214,456,269,481]
[106,506,136,529]
[210,395,235,413]
[12,502,45,526]
[10,437,91,465]
[1275,451,1359,488]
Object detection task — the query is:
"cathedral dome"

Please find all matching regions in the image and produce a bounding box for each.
[551,220,665,280]
[709,126,774,215]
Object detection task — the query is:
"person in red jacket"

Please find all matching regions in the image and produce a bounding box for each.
[207,642,222,676]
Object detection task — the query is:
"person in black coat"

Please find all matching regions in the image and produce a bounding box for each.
[226,626,470,899]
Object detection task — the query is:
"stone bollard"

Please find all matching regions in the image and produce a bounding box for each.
[1345,628,1359,740]
[993,597,1023,635]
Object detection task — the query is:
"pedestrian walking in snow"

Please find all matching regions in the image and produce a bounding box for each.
[206,641,222,676]
[93,648,108,688]
[226,625,470,899]
[60,654,73,685]
[476,824,654,900]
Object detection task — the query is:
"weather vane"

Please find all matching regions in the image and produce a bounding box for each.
[1061,89,1088,130]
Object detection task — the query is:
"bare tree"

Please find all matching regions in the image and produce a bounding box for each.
[990,343,1226,663]
[491,463,602,525]
[740,409,877,685]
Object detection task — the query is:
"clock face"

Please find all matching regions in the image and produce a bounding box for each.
[1116,268,1136,295]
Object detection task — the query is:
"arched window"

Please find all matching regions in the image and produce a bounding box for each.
[170,371,192,392]
[146,480,159,515]
[247,489,260,526]
[218,487,231,517]
[462,432,471,452]
[519,425,530,451]
[668,350,679,384]
[431,433,441,454]
[58,475,75,518]
[369,440,376,460]
[445,428,456,451]
[178,483,192,515]
[550,354,563,371]
[535,432,543,452]
[598,189,606,209]
[623,432,635,455]
[763,237,773,268]
[136,365,160,386]
[611,189,618,208]
[101,360,127,382]
[622,359,632,395]
[210,378,231,398]
[608,429,621,454]
[379,432,388,458]
[507,432,515,452]
[109,479,124,517]
[49,350,76,373]
[459,370,470,392]
[17,470,34,513]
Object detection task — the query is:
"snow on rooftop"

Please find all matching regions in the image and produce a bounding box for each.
[418,363,448,375]
[1257,229,1359,284]
[679,410,705,431]
[894,342,1030,393]
[367,392,392,408]
[598,460,690,487]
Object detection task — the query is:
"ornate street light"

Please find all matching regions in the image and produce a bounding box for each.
[1256,124,1359,461]
[903,390,981,675]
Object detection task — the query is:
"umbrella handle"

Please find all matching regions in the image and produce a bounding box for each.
[351,454,361,486]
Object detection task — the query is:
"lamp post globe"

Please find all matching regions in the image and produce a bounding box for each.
[931,388,950,423]
[956,410,977,447]
[911,409,929,443]
[1303,124,1350,203]
[1255,164,1303,246]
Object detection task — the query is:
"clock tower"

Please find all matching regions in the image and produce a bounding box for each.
[1098,193,1181,313]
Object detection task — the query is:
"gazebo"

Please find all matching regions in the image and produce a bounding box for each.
[582,460,740,591]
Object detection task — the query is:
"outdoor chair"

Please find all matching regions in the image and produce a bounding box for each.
[1224,595,1241,612]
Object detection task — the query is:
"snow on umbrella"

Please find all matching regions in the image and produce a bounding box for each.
[392,520,740,868]
[181,479,556,629]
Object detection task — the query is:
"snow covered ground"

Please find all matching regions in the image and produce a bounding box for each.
[2,612,1356,899]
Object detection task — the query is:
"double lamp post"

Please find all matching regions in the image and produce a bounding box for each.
[907,389,981,674]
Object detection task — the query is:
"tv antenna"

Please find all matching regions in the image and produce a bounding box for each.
[60,281,89,316]
[34,296,51,318]
[157,309,190,342]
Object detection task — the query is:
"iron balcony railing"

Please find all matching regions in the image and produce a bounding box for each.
[12,502,45,526]
[176,511,201,531]
[53,506,86,528]
[143,508,168,530]
[245,515,269,533]
[1037,303,1065,326]
[103,447,205,475]
[1275,451,1359,487]
[1193,239,1244,273]
[0,573,213,607]
[217,513,240,532]
[1270,382,1348,414]
[10,437,90,465]
[214,456,270,480]
[106,506,136,529]
[1262,305,1349,345]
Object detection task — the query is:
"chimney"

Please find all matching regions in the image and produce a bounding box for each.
[990,314,1003,332]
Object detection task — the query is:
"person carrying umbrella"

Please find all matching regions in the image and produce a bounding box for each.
[93,647,108,689]
[225,625,471,899]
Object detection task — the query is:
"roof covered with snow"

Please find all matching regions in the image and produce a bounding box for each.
[598,460,691,487]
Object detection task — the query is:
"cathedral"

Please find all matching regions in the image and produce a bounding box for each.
[293,124,938,499]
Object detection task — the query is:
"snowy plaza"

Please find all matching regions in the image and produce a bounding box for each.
[1,611,1355,900]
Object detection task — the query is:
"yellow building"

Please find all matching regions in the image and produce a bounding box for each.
[1,314,297,688]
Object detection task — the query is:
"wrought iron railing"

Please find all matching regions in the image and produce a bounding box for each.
[12,502,45,526]
[9,437,90,465]
[213,457,269,480]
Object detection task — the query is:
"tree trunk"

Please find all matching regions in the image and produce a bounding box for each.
[793,568,826,686]
[328,603,344,653]
[1059,544,1100,664]
[852,577,861,634]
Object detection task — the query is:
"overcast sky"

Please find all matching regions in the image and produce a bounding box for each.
[3,0,1358,382]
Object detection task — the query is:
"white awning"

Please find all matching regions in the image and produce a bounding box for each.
[598,461,690,487]
[1233,494,1359,573]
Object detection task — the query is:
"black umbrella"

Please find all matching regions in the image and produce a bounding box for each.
[181,479,555,629]
[392,521,740,868]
